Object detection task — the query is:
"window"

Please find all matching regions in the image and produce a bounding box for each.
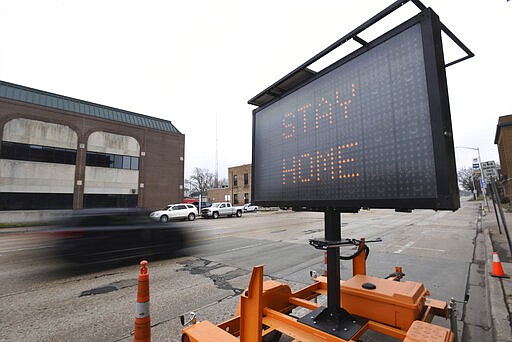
[233,194,239,204]
[233,174,238,187]
[83,194,138,208]
[86,151,139,170]
[130,156,139,170]
[0,192,73,210]
[175,204,187,210]
[244,173,249,185]
[244,193,249,204]
[122,156,131,169]
[1,141,76,165]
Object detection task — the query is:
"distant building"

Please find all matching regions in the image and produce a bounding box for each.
[207,164,252,204]
[0,80,185,210]
[206,187,230,203]
[495,114,512,197]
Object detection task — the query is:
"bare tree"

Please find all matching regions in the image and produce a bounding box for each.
[458,167,481,198]
[218,177,228,188]
[187,167,216,194]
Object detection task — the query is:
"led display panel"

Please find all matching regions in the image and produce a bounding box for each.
[252,15,459,211]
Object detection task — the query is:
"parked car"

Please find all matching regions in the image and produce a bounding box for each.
[150,203,198,222]
[201,202,244,219]
[243,203,259,212]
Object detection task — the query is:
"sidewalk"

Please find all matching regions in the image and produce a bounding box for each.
[481,202,512,341]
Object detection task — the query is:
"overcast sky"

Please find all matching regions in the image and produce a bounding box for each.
[1,0,510,180]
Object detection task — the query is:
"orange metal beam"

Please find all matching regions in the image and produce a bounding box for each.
[367,321,408,340]
[217,316,240,337]
[262,308,354,342]
[182,321,238,342]
[352,238,367,276]
[288,296,322,311]
[239,265,264,342]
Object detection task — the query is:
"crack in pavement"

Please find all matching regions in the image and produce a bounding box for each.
[177,258,249,295]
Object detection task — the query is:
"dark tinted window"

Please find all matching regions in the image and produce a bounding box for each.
[122,156,131,169]
[1,141,76,165]
[131,156,139,170]
[0,192,73,210]
[83,194,138,208]
[86,151,139,170]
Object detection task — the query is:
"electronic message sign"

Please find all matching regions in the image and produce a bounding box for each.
[251,10,459,211]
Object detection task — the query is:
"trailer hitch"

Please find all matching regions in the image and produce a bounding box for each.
[309,237,382,250]
[179,311,197,326]
[309,237,382,260]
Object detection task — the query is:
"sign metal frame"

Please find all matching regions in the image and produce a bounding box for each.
[251,8,462,212]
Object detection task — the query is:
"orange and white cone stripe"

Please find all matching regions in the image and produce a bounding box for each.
[491,252,509,278]
[134,260,151,341]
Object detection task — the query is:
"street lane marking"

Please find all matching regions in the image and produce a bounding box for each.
[392,242,445,253]
[223,242,268,253]
[393,241,414,254]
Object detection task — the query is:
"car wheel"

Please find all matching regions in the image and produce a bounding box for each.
[160,215,169,223]
[236,210,242,217]
[187,213,195,221]
[212,212,219,219]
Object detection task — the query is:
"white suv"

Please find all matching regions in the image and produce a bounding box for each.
[150,203,198,223]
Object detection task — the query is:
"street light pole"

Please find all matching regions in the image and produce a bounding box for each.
[456,146,488,206]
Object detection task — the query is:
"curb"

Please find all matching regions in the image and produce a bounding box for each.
[483,220,512,341]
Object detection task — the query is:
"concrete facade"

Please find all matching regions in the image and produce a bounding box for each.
[495,115,512,198]
[0,81,184,211]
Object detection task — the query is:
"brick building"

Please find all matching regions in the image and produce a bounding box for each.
[495,114,512,197]
[207,164,252,205]
[206,186,230,203]
[229,164,252,205]
[0,80,184,210]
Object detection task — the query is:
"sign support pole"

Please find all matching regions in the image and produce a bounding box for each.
[490,178,512,257]
[325,209,342,313]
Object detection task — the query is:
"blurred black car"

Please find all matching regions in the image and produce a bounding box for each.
[192,201,211,211]
[53,208,189,264]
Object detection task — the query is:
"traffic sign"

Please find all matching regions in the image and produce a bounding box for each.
[472,158,480,170]
[481,160,498,180]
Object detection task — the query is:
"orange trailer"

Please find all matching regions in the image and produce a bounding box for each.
[181,238,455,342]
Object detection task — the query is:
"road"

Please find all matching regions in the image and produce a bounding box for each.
[0,201,480,341]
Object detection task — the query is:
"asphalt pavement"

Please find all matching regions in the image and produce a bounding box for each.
[1,201,511,341]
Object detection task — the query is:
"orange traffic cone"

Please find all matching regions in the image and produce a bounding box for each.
[134,260,151,341]
[491,252,509,278]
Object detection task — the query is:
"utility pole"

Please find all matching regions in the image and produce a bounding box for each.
[215,114,219,188]
[456,146,485,203]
